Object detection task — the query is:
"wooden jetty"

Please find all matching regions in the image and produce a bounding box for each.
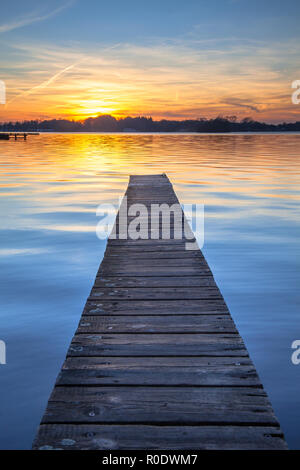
[0,132,39,140]
[33,174,287,450]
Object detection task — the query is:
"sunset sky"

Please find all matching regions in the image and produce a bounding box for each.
[1,0,300,122]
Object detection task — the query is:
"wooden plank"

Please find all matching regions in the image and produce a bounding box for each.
[32,424,287,450]
[97,267,212,276]
[99,260,210,268]
[42,387,277,425]
[103,250,205,259]
[33,173,287,450]
[57,356,261,386]
[94,276,216,288]
[83,299,229,315]
[105,241,198,248]
[76,315,237,333]
[89,287,223,301]
[105,244,200,252]
[67,333,246,357]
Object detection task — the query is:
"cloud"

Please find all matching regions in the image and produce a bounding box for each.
[222,98,261,112]
[0,1,74,34]
[2,37,300,122]
[7,60,84,105]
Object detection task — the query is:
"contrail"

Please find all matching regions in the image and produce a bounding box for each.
[6,60,84,105]
[223,98,260,113]
[6,42,122,106]
[0,1,75,34]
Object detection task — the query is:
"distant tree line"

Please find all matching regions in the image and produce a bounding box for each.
[1,114,300,132]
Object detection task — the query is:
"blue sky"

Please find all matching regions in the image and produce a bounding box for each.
[2,0,300,43]
[1,0,300,121]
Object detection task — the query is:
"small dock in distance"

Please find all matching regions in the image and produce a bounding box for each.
[0,132,39,140]
[33,174,287,450]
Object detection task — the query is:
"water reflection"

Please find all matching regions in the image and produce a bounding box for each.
[0,133,299,448]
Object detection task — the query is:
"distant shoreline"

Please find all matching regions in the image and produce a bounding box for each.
[1,115,300,133]
[1,131,300,135]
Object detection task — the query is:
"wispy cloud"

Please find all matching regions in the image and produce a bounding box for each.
[223,98,261,113]
[0,1,74,34]
[7,60,84,105]
[2,37,300,122]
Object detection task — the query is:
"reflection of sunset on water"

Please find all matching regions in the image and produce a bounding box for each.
[1,0,300,451]
[0,134,300,448]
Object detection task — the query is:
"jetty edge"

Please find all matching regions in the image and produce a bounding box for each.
[32,173,287,450]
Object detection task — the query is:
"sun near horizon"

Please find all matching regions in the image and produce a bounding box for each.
[1,1,300,124]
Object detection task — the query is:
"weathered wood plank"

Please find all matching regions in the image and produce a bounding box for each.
[105,244,200,252]
[89,287,222,301]
[108,239,195,246]
[97,267,212,276]
[76,315,237,333]
[67,333,246,357]
[103,252,206,260]
[94,276,216,288]
[83,299,229,315]
[57,356,261,386]
[42,387,277,425]
[32,424,287,450]
[99,259,207,267]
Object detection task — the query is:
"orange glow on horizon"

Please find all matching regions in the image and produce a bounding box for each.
[2,38,300,125]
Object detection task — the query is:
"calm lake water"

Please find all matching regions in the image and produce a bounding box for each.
[0,133,299,449]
